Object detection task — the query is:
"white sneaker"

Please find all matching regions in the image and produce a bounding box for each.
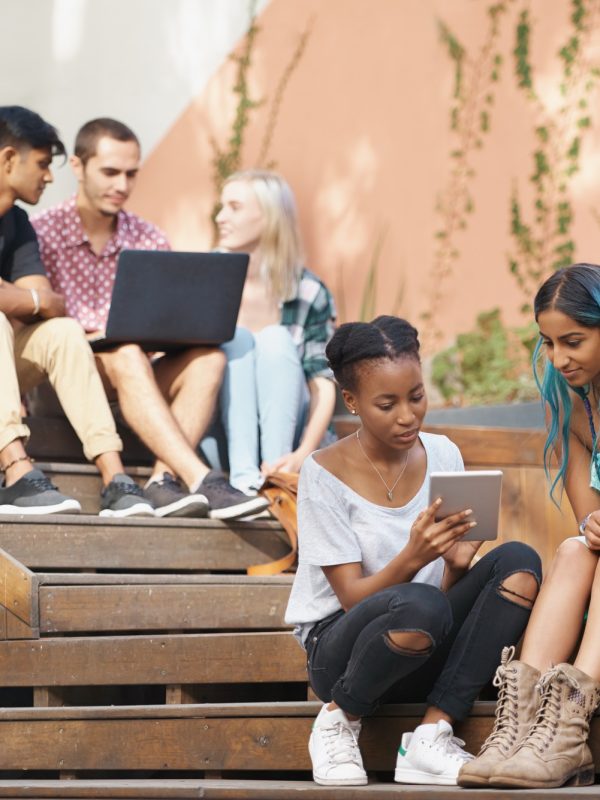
[308,704,368,786]
[394,719,474,785]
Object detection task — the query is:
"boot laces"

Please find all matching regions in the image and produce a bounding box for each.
[525,665,579,753]
[480,645,519,755]
[321,720,362,766]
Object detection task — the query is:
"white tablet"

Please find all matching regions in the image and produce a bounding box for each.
[427,470,503,541]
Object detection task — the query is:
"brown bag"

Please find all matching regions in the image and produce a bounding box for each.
[246,471,299,576]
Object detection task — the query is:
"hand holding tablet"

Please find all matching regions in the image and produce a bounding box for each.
[427,470,503,541]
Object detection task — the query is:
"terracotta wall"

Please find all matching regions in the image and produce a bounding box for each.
[129,0,600,352]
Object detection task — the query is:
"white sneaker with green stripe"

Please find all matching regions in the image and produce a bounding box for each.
[395,719,474,785]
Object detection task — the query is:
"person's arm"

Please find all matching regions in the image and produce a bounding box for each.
[1,209,66,321]
[564,427,600,547]
[322,500,475,610]
[6,275,66,320]
[263,376,336,474]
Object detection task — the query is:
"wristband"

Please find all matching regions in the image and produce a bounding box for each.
[579,513,592,535]
[29,288,40,316]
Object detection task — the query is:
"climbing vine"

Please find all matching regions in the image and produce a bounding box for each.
[210,1,313,229]
[422,2,510,352]
[509,0,600,310]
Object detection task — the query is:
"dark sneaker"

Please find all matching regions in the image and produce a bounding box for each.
[0,469,81,516]
[200,471,271,520]
[100,474,155,518]
[144,472,209,518]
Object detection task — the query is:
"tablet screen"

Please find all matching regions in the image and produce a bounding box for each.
[427,470,503,541]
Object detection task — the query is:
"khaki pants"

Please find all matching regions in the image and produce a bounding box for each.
[0,313,122,460]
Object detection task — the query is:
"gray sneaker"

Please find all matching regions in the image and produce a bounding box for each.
[0,469,81,516]
[144,472,209,518]
[200,471,271,520]
[100,474,155,518]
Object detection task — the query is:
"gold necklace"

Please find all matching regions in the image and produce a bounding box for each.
[355,429,409,501]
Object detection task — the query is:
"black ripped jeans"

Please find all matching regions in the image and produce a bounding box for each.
[306,541,541,720]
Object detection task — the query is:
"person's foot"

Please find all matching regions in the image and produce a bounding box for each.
[199,471,270,520]
[395,720,474,785]
[309,704,367,786]
[0,468,81,516]
[100,474,156,518]
[144,472,209,518]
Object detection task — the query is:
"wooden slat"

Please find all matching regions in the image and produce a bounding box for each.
[0,704,492,772]
[0,778,593,799]
[0,518,288,572]
[39,583,292,633]
[0,700,598,777]
[0,547,37,628]
[0,632,305,686]
[37,573,293,586]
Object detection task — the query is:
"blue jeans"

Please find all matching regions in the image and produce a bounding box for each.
[205,326,308,492]
[305,542,541,720]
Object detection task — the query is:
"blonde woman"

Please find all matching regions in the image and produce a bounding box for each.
[214,170,336,492]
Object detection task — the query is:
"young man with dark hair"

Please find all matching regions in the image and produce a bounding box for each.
[0,106,154,517]
[33,118,268,520]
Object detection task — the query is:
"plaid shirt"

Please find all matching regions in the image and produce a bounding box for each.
[281,268,336,381]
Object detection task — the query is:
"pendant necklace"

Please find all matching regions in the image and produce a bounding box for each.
[355,429,409,501]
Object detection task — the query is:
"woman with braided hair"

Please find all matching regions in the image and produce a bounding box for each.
[285,315,541,787]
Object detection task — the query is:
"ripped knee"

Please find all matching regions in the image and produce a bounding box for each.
[498,571,539,609]
[384,629,433,655]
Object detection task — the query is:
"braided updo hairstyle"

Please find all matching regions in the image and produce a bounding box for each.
[326,316,421,392]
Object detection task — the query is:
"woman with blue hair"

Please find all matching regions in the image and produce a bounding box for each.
[460,263,600,790]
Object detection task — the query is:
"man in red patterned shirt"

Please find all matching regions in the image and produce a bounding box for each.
[33,118,267,521]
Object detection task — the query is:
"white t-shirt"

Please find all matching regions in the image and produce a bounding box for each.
[284,432,464,646]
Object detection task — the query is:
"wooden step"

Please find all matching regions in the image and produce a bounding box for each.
[0,701,493,773]
[0,631,305,688]
[0,777,598,799]
[0,514,289,572]
[36,574,292,635]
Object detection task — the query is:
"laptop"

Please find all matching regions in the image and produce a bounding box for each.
[89,250,249,352]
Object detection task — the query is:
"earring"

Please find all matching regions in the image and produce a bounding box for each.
[350,409,357,415]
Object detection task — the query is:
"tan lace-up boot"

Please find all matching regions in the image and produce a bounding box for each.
[458,646,541,787]
[490,662,600,789]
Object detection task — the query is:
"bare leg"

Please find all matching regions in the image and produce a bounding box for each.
[151,347,225,480]
[574,555,600,680]
[94,451,126,486]
[96,345,210,489]
[520,538,598,672]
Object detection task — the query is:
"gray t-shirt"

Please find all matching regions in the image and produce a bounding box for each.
[284,432,464,646]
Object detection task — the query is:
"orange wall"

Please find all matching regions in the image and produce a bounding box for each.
[129,0,600,352]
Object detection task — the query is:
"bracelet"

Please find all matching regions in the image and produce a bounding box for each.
[0,454,33,473]
[579,513,592,535]
[29,288,40,316]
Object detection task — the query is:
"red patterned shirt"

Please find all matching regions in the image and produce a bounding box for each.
[32,196,170,331]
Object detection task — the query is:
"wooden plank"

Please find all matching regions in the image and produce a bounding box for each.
[0,520,288,572]
[0,714,490,772]
[5,608,38,640]
[0,547,37,628]
[39,584,292,633]
[37,573,293,586]
[0,632,305,687]
[0,779,595,799]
